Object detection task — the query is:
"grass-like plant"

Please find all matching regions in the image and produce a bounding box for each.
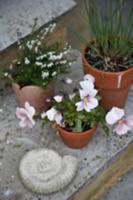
[75,0,133,72]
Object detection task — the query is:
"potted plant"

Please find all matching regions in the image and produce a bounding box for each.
[16,74,109,149]
[75,0,133,109]
[2,19,73,111]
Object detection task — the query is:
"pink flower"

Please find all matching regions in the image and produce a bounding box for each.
[46,107,63,125]
[16,102,35,128]
[105,107,125,125]
[84,74,95,83]
[106,107,133,135]
[54,95,63,103]
[75,89,98,112]
[79,80,98,97]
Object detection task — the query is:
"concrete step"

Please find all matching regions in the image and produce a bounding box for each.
[0,0,76,51]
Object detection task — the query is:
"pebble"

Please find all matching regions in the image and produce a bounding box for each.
[3,189,13,198]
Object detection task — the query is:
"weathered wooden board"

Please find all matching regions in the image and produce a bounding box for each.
[71,141,133,200]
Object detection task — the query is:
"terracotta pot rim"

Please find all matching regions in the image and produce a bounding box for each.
[82,41,133,75]
[57,125,97,136]
[13,82,45,90]
[12,81,55,91]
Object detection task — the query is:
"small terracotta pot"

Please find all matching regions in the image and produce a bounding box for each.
[57,125,97,149]
[12,82,55,111]
[82,44,133,110]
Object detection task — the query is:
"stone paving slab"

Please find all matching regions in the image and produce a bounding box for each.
[0,0,76,51]
[0,52,133,200]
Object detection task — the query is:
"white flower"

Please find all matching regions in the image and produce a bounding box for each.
[46,107,63,125]
[105,107,125,125]
[52,71,57,76]
[75,89,98,112]
[42,72,49,79]
[37,41,41,46]
[59,60,67,65]
[84,74,95,83]
[25,57,30,65]
[65,77,73,84]
[54,95,63,103]
[35,46,38,53]
[4,72,8,77]
[35,61,42,66]
[50,23,56,32]
[16,102,35,128]
[79,80,97,97]
[41,112,46,119]
[26,41,32,49]
[46,98,51,102]
[47,63,54,68]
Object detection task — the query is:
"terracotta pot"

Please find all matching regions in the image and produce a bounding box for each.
[12,82,55,111]
[82,44,133,110]
[57,125,97,149]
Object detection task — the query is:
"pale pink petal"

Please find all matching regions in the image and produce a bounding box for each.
[46,107,58,121]
[84,97,98,112]
[25,102,35,117]
[125,115,133,128]
[79,89,89,99]
[105,107,125,125]
[84,74,95,83]
[84,103,91,112]
[113,124,130,135]
[80,80,94,91]
[88,88,98,97]
[55,112,63,125]
[16,108,27,120]
[75,101,84,111]
[54,95,63,103]
[19,118,28,128]
[16,105,35,128]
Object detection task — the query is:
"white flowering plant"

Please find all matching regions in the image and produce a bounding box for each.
[2,19,73,88]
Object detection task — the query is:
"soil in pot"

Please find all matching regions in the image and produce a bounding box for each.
[57,125,97,149]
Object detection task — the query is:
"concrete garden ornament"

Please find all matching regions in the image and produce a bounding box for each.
[19,149,77,194]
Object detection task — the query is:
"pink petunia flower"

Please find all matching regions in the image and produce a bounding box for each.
[16,102,36,128]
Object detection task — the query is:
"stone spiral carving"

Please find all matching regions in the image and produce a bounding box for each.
[19,149,77,194]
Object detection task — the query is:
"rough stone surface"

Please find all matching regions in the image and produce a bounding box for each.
[0,52,133,200]
[0,0,76,51]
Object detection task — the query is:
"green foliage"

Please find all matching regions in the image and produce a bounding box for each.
[2,20,73,89]
[51,94,109,135]
[76,0,133,71]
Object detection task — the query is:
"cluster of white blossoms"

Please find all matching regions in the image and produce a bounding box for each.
[41,71,49,79]
[43,23,56,36]
[25,57,30,65]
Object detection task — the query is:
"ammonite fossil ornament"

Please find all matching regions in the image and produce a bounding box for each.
[19,148,77,194]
